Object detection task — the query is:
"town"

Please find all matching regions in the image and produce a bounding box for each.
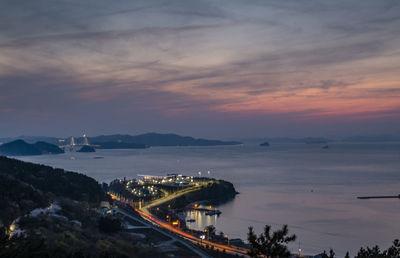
[105,174,246,257]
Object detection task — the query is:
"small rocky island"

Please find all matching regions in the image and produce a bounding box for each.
[77,145,96,152]
[260,141,270,147]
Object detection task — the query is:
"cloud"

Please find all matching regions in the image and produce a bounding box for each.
[0,0,399,137]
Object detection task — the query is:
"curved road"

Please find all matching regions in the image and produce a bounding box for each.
[138,184,249,257]
[112,183,249,257]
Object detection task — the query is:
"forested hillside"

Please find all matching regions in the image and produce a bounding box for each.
[0,156,161,258]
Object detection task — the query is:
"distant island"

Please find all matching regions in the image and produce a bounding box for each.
[0,140,64,156]
[77,145,96,152]
[304,137,328,144]
[93,142,146,149]
[260,141,270,147]
[1,133,242,149]
[0,136,61,145]
[244,137,331,144]
[343,134,400,142]
[87,133,241,147]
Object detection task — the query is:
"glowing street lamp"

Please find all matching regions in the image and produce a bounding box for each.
[204,228,210,240]
[200,234,205,244]
[298,242,302,256]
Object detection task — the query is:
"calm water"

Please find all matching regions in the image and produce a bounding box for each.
[18,143,400,256]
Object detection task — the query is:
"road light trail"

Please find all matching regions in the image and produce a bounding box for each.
[111,181,249,257]
[135,208,249,256]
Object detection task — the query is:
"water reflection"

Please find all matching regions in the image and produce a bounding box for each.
[185,205,220,232]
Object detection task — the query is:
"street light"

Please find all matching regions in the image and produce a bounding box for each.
[200,234,205,245]
[204,229,210,240]
[298,242,302,257]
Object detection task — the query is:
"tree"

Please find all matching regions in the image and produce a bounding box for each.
[321,249,335,258]
[353,239,400,258]
[99,216,121,233]
[386,239,400,258]
[247,224,296,258]
[345,251,350,258]
[204,225,216,240]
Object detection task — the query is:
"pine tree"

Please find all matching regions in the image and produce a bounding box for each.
[247,224,296,258]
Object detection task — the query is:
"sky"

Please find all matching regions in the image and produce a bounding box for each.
[0,0,400,139]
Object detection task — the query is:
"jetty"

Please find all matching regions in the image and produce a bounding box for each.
[187,204,222,215]
[357,194,400,199]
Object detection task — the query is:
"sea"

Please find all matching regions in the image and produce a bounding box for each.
[18,142,400,256]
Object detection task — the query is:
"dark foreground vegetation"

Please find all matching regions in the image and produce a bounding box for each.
[0,156,163,257]
[246,224,399,258]
[247,224,296,258]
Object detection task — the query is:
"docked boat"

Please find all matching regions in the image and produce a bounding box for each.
[205,210,221,216]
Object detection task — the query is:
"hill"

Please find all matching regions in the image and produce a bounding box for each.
[93,142,146,149]
[77,145,96,152]
[89,133,241,147]
[0,140,64,156]
[33,141,64,154]
[0,156,163,257]
[0,136,61,145]
[2,133,242,148]
[0,140,41,156]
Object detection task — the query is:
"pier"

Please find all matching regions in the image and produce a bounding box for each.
[187,204,222,215]
[357,194,400,199]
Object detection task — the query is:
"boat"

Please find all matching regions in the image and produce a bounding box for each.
[93,156,104,159]
[205,210,222,216]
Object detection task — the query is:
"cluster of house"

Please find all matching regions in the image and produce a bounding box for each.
[137,173,194,187]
